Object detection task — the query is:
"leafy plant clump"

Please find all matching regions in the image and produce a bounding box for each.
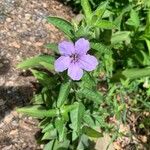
[17,0,150,149]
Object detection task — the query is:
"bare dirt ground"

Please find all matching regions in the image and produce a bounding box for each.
[0,0,74,149]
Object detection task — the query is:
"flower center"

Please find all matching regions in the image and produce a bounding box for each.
[70,53,79,63]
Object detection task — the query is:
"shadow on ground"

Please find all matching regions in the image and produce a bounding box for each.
[0,85,34,121]
[0,56,11,76]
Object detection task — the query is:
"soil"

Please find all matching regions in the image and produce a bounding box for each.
[0,0,74,149]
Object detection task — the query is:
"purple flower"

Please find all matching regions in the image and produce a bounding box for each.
[54,38,98,80]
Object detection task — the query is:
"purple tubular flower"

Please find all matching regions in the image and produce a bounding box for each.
[54,38,98,81]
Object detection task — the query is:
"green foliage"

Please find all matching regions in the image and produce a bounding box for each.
[77,88,103,104]
[81,0,92,23]
[57,81,71,107]
[17,0,150,149]
[17,106,58,118]
[70,102,85,140]
[126,9,140,29]
[82,126,103,138]
[47,17,74,39]
[95,20,117,29]
[17,55,54,70]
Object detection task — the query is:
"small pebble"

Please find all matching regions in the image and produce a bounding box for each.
[10,129,18,135]
[6,18,12,22]
[25,14,31,20]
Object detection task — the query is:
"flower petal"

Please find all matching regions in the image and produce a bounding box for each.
[75,38,90,55]
[79,54,98,71]
[68,63,83,80]
[58,41,75,56]
[55,56,71,72]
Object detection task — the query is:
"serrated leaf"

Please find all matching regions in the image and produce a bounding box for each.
[82,126,103,138]
[95,20,117,29]
[45,43,58,53]
[57,81,71,108]
[17,105,58,118]
[17,55,55,69]
[91,42,111,55]
[78,88,103,104]
[47,16,74,38]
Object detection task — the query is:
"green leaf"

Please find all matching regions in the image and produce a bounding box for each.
[57,81,71,108]
[44,140,70,150]
[17,105,58,118]
[44,140,55,150]
[17,55,55,69]
[53,140,70,150]
[95,20,117,29]
[112,68,150,81]
[32,93,44,105]
[114,6,131,29]
[59,104,77,121]
[30,69,55,87]
[93,1,108,20]
[111,31,131,44]
[79,72,96,90]
[39,118,50,129]
[81,0,92,23]
[39,62,54,71]
[47,16,74,38]
[42,124,54,133]
[145,10,150,33]
[83,113,95,127]
[61,104,77,114]
[93,114,110,128]
[82,126,103,138]
[42,129,57,140]
[91,42,111,55]
[70,102,85,140]
[75,26,91,39]
[45,43,58,54]
[126,9,140,28]
[55,118,66,142]
[77,135,89,150]
[145,39,150,55]
[78,88,103,104]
